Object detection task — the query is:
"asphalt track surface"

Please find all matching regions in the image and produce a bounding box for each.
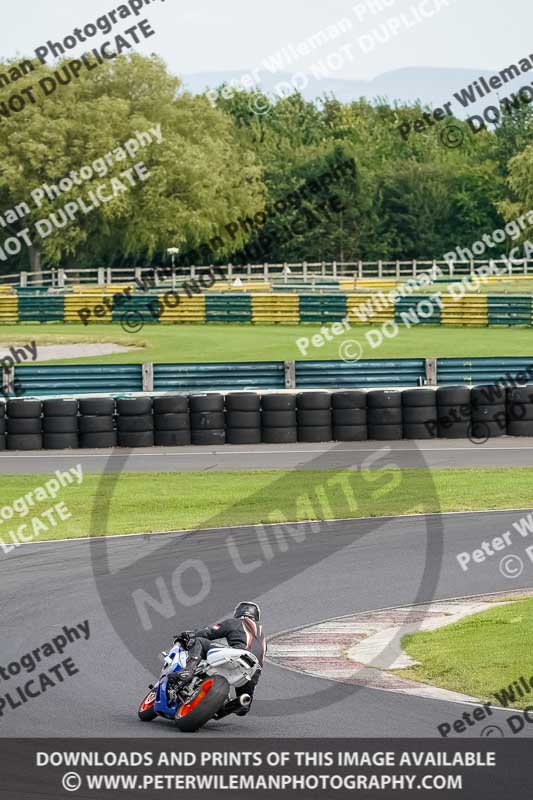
[2,437,533,474]
[2,508,533,739]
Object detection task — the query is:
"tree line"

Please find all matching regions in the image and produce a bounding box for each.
[0,53,532,277]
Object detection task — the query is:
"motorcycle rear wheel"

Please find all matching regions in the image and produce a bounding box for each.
[175,675,229,732]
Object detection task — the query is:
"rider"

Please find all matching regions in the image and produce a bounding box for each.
[169,602,265,714]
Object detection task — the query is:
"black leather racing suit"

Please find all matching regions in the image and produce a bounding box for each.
[188,616,266,704]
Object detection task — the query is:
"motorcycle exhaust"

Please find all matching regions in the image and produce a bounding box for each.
[215,694,252,720]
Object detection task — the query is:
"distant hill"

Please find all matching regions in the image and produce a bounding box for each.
[181,66,522,119]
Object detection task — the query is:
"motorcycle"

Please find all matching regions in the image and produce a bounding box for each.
[138,637,261,732]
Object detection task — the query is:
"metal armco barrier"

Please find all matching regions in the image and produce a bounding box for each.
[14,364,143,396]
[295,359,427,388]
[10,357,533,396]
[153,362,286,392]
[437,358,533,385]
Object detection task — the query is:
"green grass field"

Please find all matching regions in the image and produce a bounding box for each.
[1,466,532,543]
[398,597,533,709]
[412,278,533,295]
[1,322,533,363]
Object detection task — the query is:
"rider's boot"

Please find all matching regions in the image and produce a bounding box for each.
[168,655,201,687]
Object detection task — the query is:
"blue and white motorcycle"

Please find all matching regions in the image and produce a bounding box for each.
[138,636,261,732]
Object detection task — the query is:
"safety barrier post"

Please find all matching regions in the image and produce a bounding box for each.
[3,364,15,395]
[142,363,154,393]
[425,358,437,386]
[284,360,296,389]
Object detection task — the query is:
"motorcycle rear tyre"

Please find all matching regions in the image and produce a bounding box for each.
[175,675,229,732]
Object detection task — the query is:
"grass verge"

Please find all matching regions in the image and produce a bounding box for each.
[0,322,533,363]
[397,597,533,709]
[0,466,532,543]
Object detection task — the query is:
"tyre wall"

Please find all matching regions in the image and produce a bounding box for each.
[2,385,532,449]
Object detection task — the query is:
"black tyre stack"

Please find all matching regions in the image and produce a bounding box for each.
[437,386,470,438]
[79,397,117,448]
[470,385,506,440]
[402,389,438,439]
[367,391,402,440]
[225,393,261,444]
[507,385,533,436]
[296,392,332,442]
[6,399,42,450]
[42,399,79,449]
[153,395,191,446]
[190,394,226,445]
[116,397,154,447]
[261,394,297,443]
[332,391,367,441]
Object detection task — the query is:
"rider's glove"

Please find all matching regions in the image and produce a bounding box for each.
[174,631,195,646]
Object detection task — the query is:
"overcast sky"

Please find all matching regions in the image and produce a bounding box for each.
[1,0,531,81]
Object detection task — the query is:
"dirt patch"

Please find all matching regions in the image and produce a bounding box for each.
[0,343,141,361]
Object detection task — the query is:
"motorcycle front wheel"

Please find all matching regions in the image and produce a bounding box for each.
[138,689,157,722]
[175,675,229,732]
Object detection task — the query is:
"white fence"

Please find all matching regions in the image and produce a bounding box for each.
[2,258,533,288]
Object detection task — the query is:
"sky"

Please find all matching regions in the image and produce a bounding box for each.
[0,0,531,82]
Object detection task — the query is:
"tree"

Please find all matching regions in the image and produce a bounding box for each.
[0,55,265,278]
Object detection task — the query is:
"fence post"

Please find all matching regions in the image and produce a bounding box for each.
[425,358,437,386]
[284,360,296,389]
[142,363,154,393]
